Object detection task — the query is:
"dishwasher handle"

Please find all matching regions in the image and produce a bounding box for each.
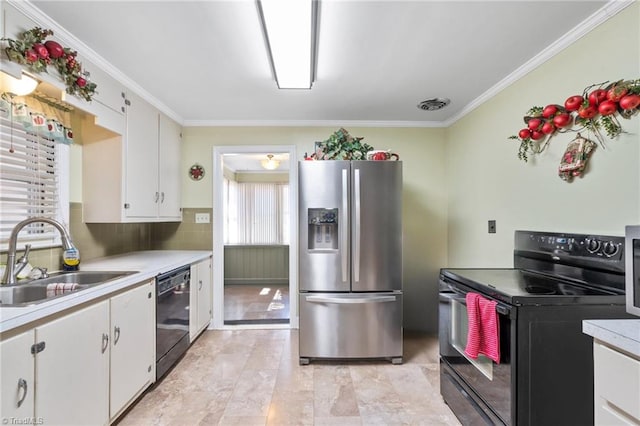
[157,266,190,296]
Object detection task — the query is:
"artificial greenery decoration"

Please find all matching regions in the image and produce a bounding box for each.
[316,128,373,160]
[2,27,97,101]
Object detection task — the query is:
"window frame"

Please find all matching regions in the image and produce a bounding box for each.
[0,114,70,252]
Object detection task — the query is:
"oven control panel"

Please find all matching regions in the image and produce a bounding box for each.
[517,231,624,261]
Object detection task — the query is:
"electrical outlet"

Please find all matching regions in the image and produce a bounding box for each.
[488,220,496,234]
[195,213,210,224]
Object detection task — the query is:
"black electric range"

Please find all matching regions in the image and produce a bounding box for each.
[438,230,632,426]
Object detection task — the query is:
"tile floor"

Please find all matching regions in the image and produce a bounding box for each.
[224,284,290,323]
[118,329,461,425]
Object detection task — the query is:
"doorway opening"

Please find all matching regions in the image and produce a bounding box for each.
[212,146,298,329]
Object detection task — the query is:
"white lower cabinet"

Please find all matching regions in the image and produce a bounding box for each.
[0,280,155,426]
[0,330,35,421]
[109,280,155,421]
[593,340,640,425]
[35,300,110,426]
[190,257,212,341]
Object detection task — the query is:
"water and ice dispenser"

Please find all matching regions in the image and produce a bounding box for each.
[307,208,338,250]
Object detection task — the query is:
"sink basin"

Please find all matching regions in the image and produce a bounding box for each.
[0,271,137,307]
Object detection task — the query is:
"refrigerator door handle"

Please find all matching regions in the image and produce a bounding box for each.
[354,168,361,283]
[341,168,349,283]
[305,295,397,304]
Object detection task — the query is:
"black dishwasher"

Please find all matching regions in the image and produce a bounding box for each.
[156,265,190,380]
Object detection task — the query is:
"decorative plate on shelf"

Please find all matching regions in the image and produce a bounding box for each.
[189,164,205,181]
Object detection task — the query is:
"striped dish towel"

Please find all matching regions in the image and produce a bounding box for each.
[464,292,500,364]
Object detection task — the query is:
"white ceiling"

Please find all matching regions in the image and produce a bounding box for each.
[28,0,617,128]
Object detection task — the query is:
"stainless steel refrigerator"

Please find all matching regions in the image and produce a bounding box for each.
[298,160,403,364]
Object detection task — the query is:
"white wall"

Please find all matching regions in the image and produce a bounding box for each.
[446,3,640,268]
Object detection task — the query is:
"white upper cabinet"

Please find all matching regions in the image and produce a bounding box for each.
[122,92,182,221]
[158,112,182,218]
[75,55,127,135]
[123,90,161,218]
[82,93,182,223]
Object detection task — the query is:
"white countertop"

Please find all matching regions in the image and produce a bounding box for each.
[0,250,212,334]
[583,319,640,358]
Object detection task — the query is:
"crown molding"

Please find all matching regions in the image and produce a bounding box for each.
[7,0,633,129]
[183,119,447,128]
[8,0,184,125]
[442,0,635,128]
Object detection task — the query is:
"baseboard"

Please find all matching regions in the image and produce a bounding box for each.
[224,319,290,325]
[224,278,289,286]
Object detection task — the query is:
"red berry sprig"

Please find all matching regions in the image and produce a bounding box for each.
[2,27,97,101]
[509,79,640,162]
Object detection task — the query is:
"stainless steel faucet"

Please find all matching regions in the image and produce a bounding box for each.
[2,218,77,285]
[13,243,32,278]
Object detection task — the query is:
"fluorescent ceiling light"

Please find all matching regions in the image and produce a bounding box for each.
[258,0,317,89]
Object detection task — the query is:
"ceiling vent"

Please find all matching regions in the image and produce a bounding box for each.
[417,98,450,111]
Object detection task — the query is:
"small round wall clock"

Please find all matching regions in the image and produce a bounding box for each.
[189,164,205,181]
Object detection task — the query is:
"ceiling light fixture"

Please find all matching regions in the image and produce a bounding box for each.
[0,71,38,97]
[257,0,318,89]
[261,154,280,170]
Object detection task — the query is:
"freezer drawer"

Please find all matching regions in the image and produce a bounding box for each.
[299,292,403,363]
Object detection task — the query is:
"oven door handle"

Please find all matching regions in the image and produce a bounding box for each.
[441,290,512,317]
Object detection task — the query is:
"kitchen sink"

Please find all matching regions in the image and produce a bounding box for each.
[0,271,137,307]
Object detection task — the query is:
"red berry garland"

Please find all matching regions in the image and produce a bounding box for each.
[2,27,97,102]
[509,79,640,162]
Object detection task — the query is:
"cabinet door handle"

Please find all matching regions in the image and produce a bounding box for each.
[161,192,165,203]
[114,326,121,345]
[101,333,109,353]
[199,279,203,290]
[17,378,27,408]
[154,192,159,203]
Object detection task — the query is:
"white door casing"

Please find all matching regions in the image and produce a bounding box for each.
[212,145,298,329]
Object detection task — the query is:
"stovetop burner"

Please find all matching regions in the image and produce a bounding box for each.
[524,285,555,295]
[440,268,624,305]
[519,272,615,296]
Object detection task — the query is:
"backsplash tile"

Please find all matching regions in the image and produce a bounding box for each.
[9,205,213,272]
[152,209,213,250]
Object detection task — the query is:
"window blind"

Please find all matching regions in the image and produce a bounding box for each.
[223,179,289,245]
[0,115,64,248]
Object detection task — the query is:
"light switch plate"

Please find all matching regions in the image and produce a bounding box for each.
[195,213,210,224]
